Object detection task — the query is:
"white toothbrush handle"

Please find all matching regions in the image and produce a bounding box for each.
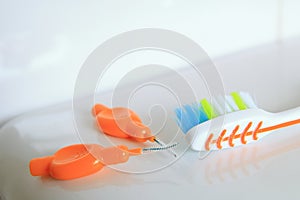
[186,107,300,151]
[257,106,300,140]
[270,106,300,125]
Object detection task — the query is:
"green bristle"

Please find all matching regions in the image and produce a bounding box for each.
[175,91,257,134]
[231,92,248,110]
[200,99,217,119]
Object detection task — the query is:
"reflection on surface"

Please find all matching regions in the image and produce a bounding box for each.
[203,127,300,184]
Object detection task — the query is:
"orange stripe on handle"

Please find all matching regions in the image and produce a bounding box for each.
[252,121,263,140]
[241,122,252,144]
[216,130,227,149]
[229,125,240,147]
[206,118,300,150]
[205,134,214,151]
[258,119,300,133]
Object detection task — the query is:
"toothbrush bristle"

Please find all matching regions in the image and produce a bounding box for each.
[175,104,201,133]
[175,91,256,133]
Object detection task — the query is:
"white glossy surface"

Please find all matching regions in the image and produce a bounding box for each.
[1,39,300,200]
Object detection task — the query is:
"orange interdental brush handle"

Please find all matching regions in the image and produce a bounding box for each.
[29,144,142,180]
[92,104,155,143]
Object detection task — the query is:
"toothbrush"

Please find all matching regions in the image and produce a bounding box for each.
[29,143,177,180]
[92,104,177,157]
[175,91,300,151]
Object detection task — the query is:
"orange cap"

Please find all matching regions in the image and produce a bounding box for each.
[30,144,104,180]
[29,144,142,180]
[93,104,155,142]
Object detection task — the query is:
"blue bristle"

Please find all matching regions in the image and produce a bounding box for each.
[175,107,184,131]
[175,107,182,119]
[175,103,209,133]
[175,108,182,127]
[175,107,188,133]
[175,103,210,134]
[184,105,199,128]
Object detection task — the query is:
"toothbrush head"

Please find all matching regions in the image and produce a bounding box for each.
[175,91,257,134]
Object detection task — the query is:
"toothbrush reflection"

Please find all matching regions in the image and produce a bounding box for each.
[202,127,300,184]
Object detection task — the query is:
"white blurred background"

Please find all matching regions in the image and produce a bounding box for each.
[1,0,300,124]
